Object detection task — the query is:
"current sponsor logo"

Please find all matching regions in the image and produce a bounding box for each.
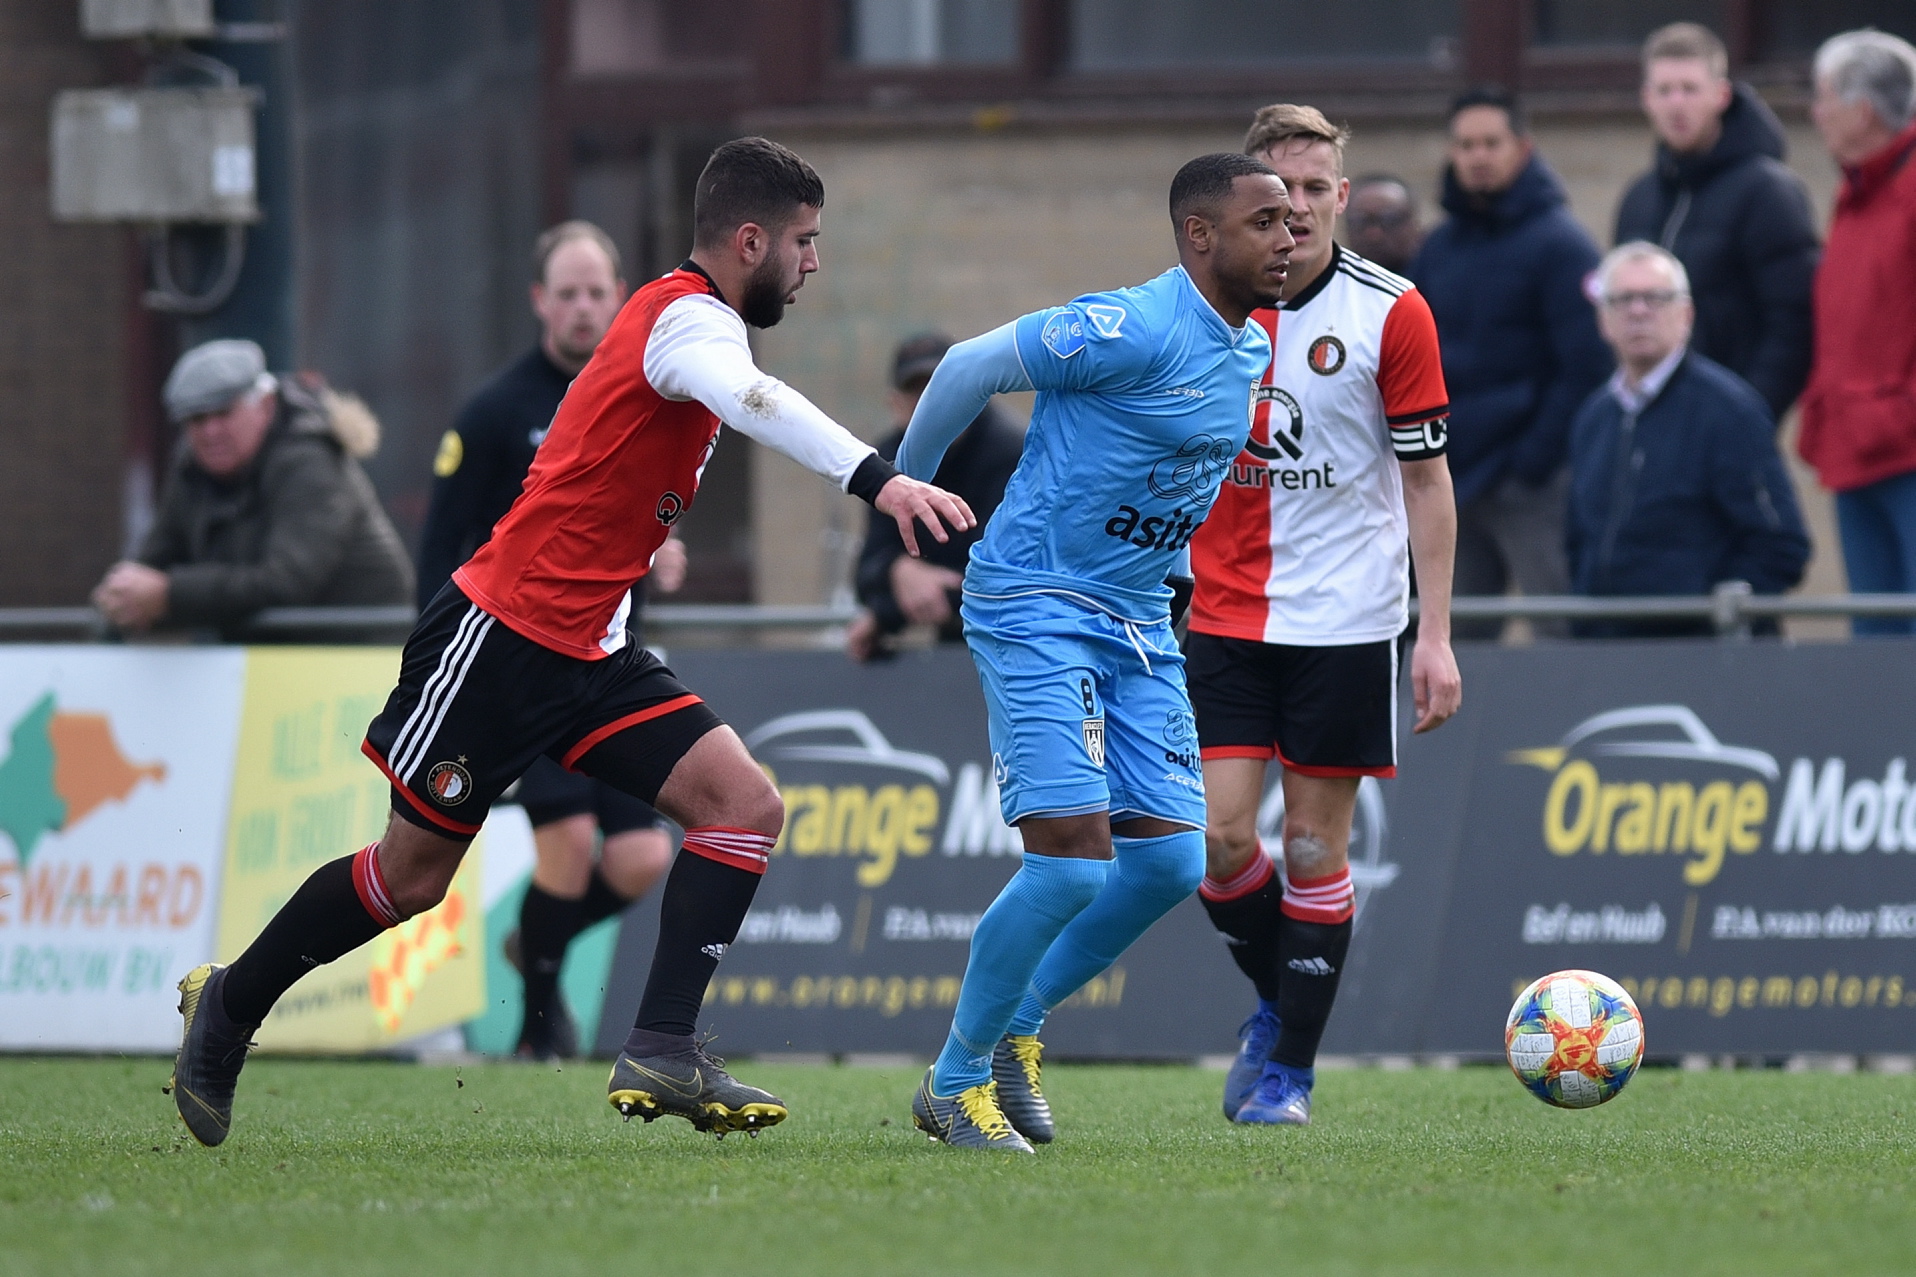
[656,491,686,526]
[1232,386,1337,491]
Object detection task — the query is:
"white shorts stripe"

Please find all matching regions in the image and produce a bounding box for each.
[390,605,486,782]
[388,603,482,780]
[398,613,495,785]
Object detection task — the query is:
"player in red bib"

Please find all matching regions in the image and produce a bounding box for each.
[167,138,975,1147]
[1186,106,1463,1125]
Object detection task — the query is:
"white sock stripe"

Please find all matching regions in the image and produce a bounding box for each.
[389,605,482,777]
[395,610,490,783]
[400,614,493,784]
[365,866,399,925]
[687,831,777,850]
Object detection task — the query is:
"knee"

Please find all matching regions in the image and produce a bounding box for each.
[729,779,784,841]
[1205,822,1260,879]
[386,865,453,920]
[1283,831,1343,880]
[1122,830,1207,901]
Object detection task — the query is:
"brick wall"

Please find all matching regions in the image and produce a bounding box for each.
[0,3,130,606]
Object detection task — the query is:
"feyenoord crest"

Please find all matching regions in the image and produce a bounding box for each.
[1307,334,1347,376]
[427,760,473,806]
[1082,718,1106,768]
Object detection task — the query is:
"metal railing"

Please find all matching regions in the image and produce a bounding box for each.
[5,582,1916,641]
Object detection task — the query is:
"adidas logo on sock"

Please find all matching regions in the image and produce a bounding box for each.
[1287,956,1335,976]
[701,943,728,960]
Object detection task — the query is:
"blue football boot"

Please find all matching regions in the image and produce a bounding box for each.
[1233,1060,1313,1126]
[1223,1002,1282,1121]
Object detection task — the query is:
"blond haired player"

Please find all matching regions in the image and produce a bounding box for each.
[1187,105,1463,1125]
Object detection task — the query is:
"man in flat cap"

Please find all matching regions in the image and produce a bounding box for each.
[92,339,414,640]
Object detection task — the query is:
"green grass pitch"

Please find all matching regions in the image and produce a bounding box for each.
[2,1057,1912,1276]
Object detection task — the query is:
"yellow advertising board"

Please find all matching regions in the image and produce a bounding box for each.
[216,649,483,1051]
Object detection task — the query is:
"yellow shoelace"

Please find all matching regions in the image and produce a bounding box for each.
[1008,1035,1045,1094]
[957,1082,1018,1141]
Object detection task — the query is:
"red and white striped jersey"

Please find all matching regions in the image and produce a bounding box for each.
[456,263,878,660]
[1189,246,1448,646]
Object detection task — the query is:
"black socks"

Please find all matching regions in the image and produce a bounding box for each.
[517,884,584,1038]
[221,852,390,1025]
[632,847,764,1037]
[1270,915,1352,1070]
[1199,869,1286,1004]
[578,865,634,929]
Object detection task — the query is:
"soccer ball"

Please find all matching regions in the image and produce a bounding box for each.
[1505,969,1645,1109]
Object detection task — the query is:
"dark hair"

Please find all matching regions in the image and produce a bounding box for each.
[1350,172,1412,195]
[692,136,825,250]
[533,220,622,283]
[1450,85,1527,135]
[1169,152,1279,228]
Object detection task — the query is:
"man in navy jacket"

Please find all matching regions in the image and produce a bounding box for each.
[1413,88,1612,636]
[1566,242,1808,638]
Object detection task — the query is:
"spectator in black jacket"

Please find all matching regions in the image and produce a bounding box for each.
[1412,88,1612,636]
[1566,243,1808,638]
[846,333,1023,662]
[417,221,684,1061]
[1614,23,1819,419]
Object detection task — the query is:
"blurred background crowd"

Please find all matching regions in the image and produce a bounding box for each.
[3,1,1914,645]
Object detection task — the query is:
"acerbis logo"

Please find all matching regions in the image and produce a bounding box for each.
[1148,433,1236,500]
[1084,304,1127,338]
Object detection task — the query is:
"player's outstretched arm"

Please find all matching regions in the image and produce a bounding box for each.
[1401,455,1462,733]
[896,322,1031,481]
[644,295,973,548]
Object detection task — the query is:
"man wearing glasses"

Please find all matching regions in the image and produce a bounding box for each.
[1564,242,1808,638]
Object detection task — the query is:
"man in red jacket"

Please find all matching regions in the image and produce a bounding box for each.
[1801,29,1916,635]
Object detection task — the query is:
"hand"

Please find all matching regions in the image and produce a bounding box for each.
[891,556,963,627]
[92,562,170,631]
[844,609,881,662]
[1410,633,1462,734]
[650,535,688,594]
[872,475,975,559]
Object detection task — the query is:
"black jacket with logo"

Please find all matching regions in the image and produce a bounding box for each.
[1614,84,1820,418]
[1565,351,1808,637]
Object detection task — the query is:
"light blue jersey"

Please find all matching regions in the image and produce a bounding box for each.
[899,265,1269,622]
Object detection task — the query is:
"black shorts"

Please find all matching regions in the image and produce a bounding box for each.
[512,755,666,836]
[363,584,723,838]
[1183,631,1398,778]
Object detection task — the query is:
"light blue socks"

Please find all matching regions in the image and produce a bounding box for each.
[931,852,1109,1094]
[1006,830,1207,1036]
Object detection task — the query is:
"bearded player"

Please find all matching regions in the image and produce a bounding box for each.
[898,153,1294,1151]
[1189,106,1462,1126]
[167,137,974,1146]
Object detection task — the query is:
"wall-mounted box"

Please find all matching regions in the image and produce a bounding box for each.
[52,87,259,223]
[80,0,216,38]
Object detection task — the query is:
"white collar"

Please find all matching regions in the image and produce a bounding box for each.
[1609,345,1687,414]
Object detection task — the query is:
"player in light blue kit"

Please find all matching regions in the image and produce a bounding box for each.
[899,153,1296,1151]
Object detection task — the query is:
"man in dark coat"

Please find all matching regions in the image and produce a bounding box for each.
[1566,244,1808,638]
[845,333,1023,662]
[92,339,413,641]
[1614,23,1819,419]
[1412,88,1612,634]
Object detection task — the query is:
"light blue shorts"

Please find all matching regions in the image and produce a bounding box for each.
[961,590,1206,829]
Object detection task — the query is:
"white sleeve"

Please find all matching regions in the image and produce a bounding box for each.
[642,294,877,490]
